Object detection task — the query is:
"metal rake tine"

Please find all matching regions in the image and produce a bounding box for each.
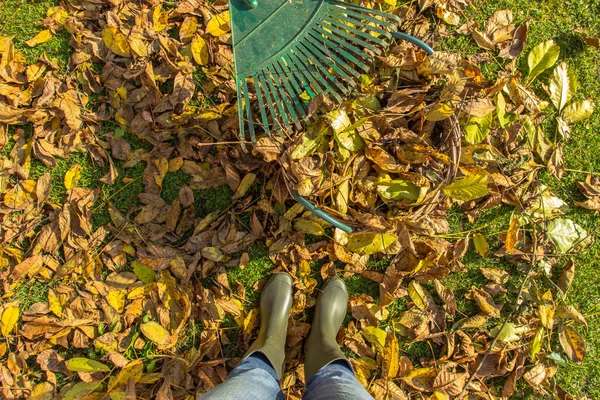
[275,59,308,119]
[305,32,361,80]
[292,46,345,102]
[296,42,351,95]
[263,66,293,129]
[269,63,302,129]
[316,18,382,55]
[252,73,271,134]
[241,77,256,142]
[308,28,369,73]
[257,71,282,133]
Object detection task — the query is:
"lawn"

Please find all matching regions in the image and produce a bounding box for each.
[0,0,599,398]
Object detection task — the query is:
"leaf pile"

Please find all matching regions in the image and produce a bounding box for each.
[0,1,596,399]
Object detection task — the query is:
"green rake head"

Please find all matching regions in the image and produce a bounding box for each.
[229,0,402,144]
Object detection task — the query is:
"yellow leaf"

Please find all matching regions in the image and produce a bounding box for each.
[179,16,198,43]
[530,327,544,359]
[152,6,170,32]
[132,261,156,283]
[66,357,111,372]
[140,321,171,345]
[3,180,36,209]
[426,102,454,121]
[64,164,82,190]
[102,26,131,57]
[28,382,54,400]
[26,30,53,47]
[558,324,586,363]
[383,332,400,378]
[48,289,63,317]
[129,36,148,57]
[206,11,231,36]
[361,326,386,354]
[110,359,144,389]
[191,35,209,65]
[408,280,428,310]
[47,6,69,26]
[473,233,489,256]
[346,232,397,255]
[1,306,19,337]
[294,219,326,236]
[107,290,126,313]
[233,173,257,200]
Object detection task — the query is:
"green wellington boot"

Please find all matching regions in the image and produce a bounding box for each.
[244,272,293,379]
[304,277,351,381]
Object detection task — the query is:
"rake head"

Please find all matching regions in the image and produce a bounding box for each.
[229,0,401,145]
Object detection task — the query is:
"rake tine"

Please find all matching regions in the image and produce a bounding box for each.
[270,63,303,129]
[252,73,271,134]
[297,42,351,95]
[275,59,308,119]
[241,77,256,142]
[316,18,382,55]
[325,9,393,40]
[283,53,324,95]
[326,1,402,27]
[273,61,304,122]
[308,28,369,73]
[292,46,345,102]
[257,71,282,133]
[305,32,361,80]
[263,66,293,129]
[236,77,247,146]
[284,52,341,100]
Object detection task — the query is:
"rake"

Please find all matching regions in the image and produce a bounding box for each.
[229,0,435,232]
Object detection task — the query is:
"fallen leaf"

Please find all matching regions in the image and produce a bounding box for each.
[558,325,586,363]
[140,321,171,346]
[65,357,111,372]
[26,30,53,47]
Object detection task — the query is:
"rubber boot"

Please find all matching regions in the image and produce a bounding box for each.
[244,272,293,379]
[304,277,351,381]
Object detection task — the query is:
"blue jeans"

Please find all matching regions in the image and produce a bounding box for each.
[199,353,374,400]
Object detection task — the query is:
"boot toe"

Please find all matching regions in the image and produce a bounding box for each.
[323,277,348,296]
[263,272,293,291]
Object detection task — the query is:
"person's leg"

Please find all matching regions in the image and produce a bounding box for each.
[303,360,373,400]
[303,277,373,400]
[200,272,293,400]
[200,353,284,400]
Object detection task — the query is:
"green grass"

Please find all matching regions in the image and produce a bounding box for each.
[437,0,600,396]
[0,0,70,68]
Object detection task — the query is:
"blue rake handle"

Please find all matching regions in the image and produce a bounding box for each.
[293,32,435,234]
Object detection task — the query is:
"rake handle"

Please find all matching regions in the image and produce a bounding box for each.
[291,191,354,233]
[391,32,435,55]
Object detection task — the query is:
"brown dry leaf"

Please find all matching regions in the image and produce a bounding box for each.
[558,324,586,363]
